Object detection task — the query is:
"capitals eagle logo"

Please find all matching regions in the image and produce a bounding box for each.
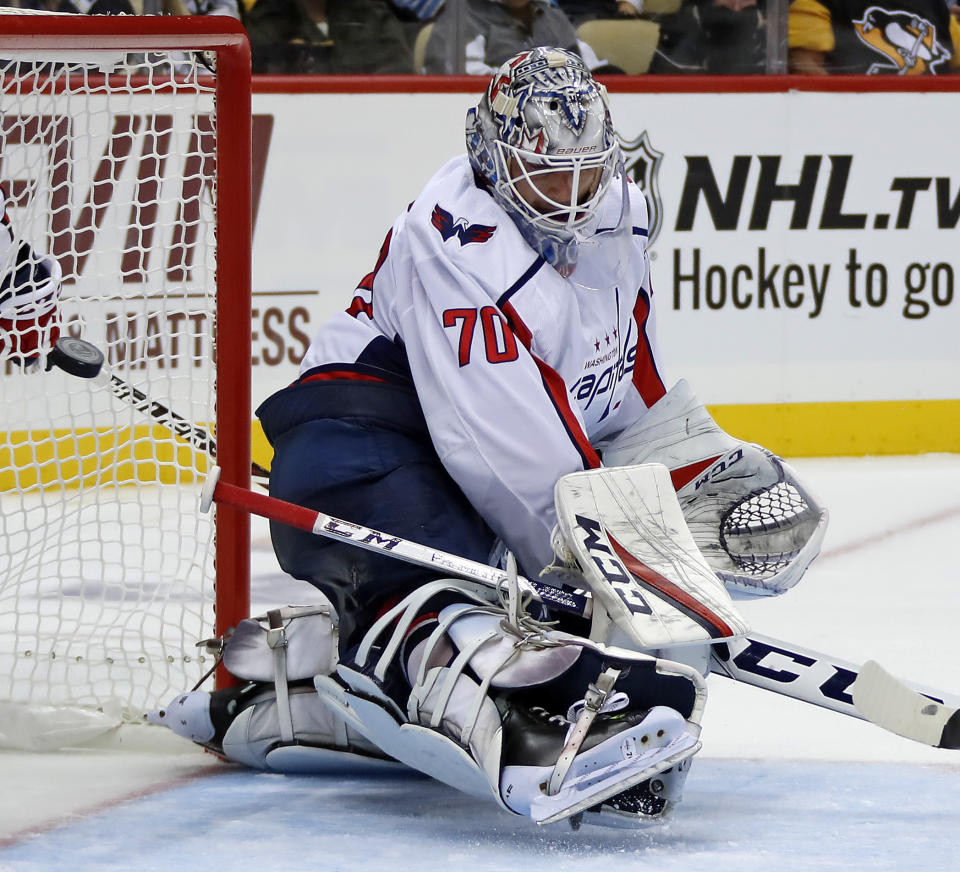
[431,205,497,246]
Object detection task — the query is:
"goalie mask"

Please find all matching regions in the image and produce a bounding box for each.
[466,47,627,279]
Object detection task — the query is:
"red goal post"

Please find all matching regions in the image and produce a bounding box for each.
[0,13,251,744]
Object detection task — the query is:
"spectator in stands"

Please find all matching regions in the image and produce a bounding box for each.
[393,0,446,19]
[697,0,765,72]
[243,0,332,72]
[0,1,241,15]
[392,0,447,63]
[423,0,610,74]
[176,0,241,14]
[555,0,643,26]
[649,0,765,73]
[0,0,131,9]
[244,0,411,74]
[788,0,960,73]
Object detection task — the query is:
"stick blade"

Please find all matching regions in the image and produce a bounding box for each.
[199,465,221,514]
[852,660,960,749]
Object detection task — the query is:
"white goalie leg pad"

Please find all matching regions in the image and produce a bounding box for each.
[599,379,828,598]
[149,601,393,771]
[221,602,339,684]
[314,579,503,802]
[222,685,390,773]
[316,580,705,826]
[402,602,588,806]
[223,603,349,765]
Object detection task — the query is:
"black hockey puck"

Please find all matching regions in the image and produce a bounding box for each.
[46,337,105,379]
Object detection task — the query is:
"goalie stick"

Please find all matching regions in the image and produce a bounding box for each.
[709,635,960,750]
[852,661,960,750]
[200,466,551,607]
[203,468,960,753]
[45,337,271,479]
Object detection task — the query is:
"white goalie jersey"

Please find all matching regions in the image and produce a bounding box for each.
[301,155,666,575]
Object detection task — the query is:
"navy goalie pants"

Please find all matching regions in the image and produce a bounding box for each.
[256,376,496,649]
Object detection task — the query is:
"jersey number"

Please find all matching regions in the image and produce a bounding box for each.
[443,306,519,367]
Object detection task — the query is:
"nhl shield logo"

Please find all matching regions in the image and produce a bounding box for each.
[618,131,664,248]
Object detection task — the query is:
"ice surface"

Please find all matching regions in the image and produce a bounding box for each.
[1,455,958,871]
[2,760,958,872]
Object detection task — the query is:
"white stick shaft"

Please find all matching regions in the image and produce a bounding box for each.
[710,634,867,720]
[312,511,514,589]
[208,472,546,607]
[711,633,960,748]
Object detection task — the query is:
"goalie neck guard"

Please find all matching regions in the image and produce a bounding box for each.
[466,47,625,278]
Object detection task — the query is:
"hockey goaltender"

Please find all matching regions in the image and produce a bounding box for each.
[149,46,837,829]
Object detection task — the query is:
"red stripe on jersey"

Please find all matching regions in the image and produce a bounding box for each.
[608,534,735,639]
[670,455,722,491]
[501,300,532,348]
[346,296,373,319]
[357,227,393,293]
[501,300,601,470]
[631,291,666,407]
[300,370,387,384]
[536,363,602,468]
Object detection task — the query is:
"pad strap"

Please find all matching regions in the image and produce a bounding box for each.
[547,667,620,795]
[267,609,295,744]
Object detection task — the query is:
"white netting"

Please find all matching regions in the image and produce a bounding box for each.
[0,31,223,732]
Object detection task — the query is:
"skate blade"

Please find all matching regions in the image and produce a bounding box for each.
[579,802,673,830]
[532,734,700,826]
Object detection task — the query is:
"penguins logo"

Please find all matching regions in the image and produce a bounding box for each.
[854,6,949,74]
[617,131,664,249]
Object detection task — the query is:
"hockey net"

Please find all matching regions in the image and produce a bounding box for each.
[0,13,251,747]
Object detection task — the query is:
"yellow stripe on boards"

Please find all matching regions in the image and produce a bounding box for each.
[251,419,273,474]
[249,407,960,466]
[0,424,211,491]
[710,399,960,457]
[3,401,958,492]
